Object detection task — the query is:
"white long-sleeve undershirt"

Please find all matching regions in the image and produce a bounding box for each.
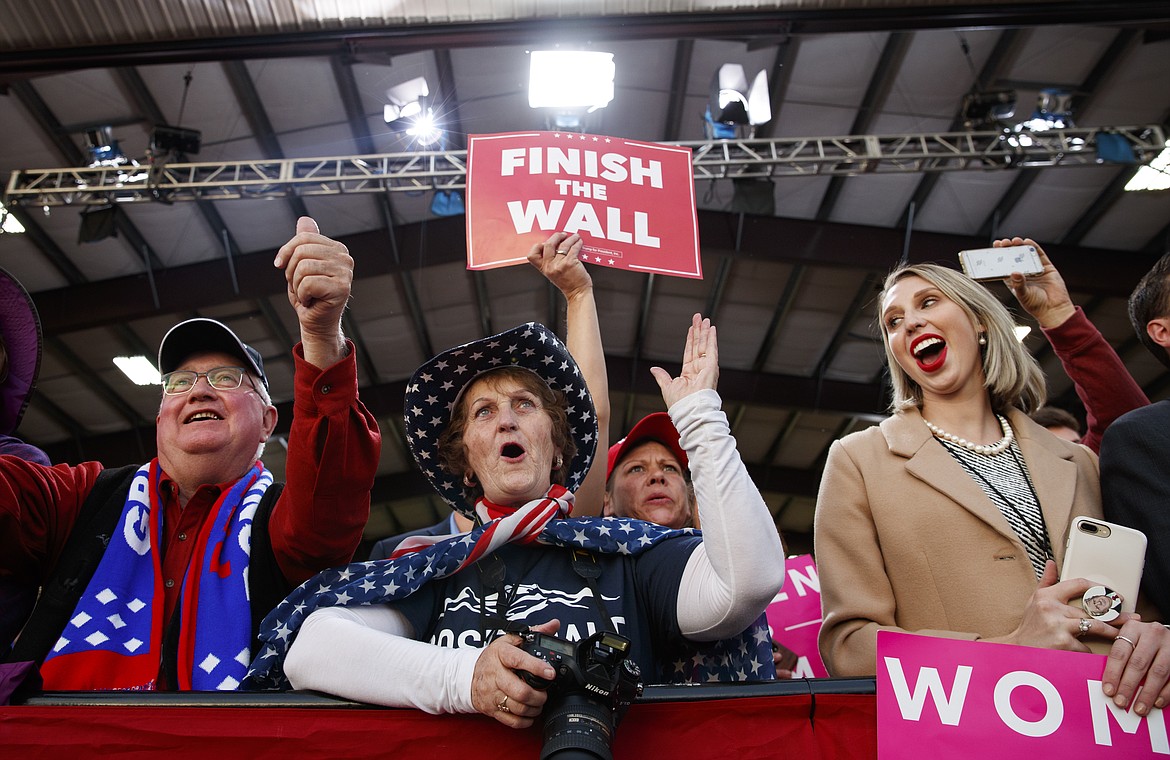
[284,389,784,711]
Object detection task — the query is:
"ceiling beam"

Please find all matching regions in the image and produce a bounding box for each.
[815,31,911,221]
[6,8,1170,80]
[896,28,1026,230]
[753,35,799,140]
[1066,102,1170,248]
[30,212,1160,339]
[661,40,694,143]
[433,49,467,152]
[37,354,889,468]
[221,61,311,219]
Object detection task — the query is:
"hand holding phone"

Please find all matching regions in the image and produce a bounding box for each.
[1060,516,1146,652]
[959,245,1043,281]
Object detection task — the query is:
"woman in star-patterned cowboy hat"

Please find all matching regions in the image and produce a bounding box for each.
[249,233,785,727]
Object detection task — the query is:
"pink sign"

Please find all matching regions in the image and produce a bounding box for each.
[465,131,702,278]
[877,631,1168,758]
[764,554,828,678]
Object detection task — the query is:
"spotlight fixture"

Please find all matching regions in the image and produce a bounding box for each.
[528,51,615,111]
[960,90,1017,130]
[84,126,130,167]
[1016,88,1075,132]
[705,64,771,139]
[430,189,465,217]
[384,77,443,146]
[0,201,25,234]
[150,124,202,157]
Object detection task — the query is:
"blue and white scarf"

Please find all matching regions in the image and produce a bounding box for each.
[40,460,272,690]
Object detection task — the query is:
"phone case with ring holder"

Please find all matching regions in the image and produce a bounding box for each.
[1060,516,1147,654]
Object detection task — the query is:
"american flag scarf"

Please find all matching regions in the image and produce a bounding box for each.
[242,486,775,690]
[40,460,272,690]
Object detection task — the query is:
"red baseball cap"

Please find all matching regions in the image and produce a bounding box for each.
[606,412,688,481]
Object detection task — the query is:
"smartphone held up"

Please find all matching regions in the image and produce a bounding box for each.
[958,245,1043,281]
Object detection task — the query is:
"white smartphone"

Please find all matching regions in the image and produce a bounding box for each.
[958,245,1043,281]
[1060,517,1146,653]
[1060,516,1146,616]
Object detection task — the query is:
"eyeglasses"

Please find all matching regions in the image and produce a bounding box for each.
[161,366,253,395]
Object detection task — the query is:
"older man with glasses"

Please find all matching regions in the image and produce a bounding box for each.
[0,217,381,693]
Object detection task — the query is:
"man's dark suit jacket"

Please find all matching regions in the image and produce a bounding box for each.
[1101,399,1170,618]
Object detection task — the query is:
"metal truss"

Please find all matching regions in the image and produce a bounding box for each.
[6,125,1164,207]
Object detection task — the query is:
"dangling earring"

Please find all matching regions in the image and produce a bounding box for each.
[978,334,987,346]
[463,472,478,488]
[553,455,563,470]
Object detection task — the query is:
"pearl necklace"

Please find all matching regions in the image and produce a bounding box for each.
[923,414,1014,456]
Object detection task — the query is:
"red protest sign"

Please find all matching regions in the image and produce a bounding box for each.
[465,131,702,279]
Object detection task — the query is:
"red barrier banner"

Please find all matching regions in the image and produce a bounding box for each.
[0,692,878,759]
[466,131,702,278]
[877,631,1168,758]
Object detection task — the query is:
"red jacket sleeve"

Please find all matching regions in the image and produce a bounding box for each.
[1042,306,1149,454]
[0,456,104,583]
[268,341,381,585]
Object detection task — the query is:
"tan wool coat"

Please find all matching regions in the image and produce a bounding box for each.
[813,406,1102,677]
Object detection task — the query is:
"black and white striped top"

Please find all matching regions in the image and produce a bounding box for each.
[937,437,1052,578]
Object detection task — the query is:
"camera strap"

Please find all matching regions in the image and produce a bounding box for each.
[570,549,617,635]
[474,549,617,641]
[476,553,519,642]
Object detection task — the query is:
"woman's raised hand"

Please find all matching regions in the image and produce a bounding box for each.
[651,313,719,409]
[527,232,591,301]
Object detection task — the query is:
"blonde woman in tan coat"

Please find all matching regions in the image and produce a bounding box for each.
[815,260,1170,719]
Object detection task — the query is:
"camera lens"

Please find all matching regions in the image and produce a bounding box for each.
[540,693,616,760]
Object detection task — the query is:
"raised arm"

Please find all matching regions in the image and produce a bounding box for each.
[527,232,608,516]
[274,216,353,369]
[998,236,1147,452]
[654,314,785,640]
[268,217,381,582]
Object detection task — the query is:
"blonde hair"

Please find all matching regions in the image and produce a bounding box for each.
[878,263,1046,414]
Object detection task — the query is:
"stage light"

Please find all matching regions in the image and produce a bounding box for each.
[384,77,443,146]
[528,51,615,110]
[1017,88,1075,132]
[960,90,1017,130]
[430,189,464,217]
[0,201,24,234]
[150,125,202,156]
[705,64,770,139]
[84,126,130,167]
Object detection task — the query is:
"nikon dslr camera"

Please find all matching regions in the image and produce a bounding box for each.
[517,629,643,760]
